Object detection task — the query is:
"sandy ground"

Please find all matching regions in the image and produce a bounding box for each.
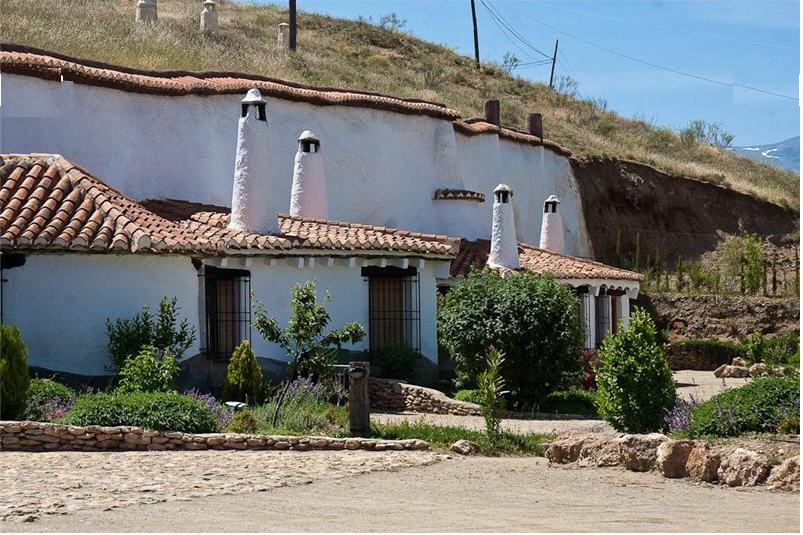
[673,370,750,402]
[9,455,799,532]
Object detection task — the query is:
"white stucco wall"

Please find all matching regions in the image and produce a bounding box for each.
[0,73,591,255]
[1,252,444,376]
[1,254,200,376]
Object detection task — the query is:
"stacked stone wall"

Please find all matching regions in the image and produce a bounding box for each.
[369,378,482,416]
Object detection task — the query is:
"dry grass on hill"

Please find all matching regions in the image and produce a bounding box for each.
[2,0,798,208]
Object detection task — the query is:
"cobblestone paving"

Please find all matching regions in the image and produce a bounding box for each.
[0,450,444,522]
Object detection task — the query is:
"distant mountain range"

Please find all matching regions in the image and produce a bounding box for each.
[731,136,799,174]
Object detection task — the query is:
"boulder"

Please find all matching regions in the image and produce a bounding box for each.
[546,435,591,464]
[656,439,694,478]
[686,443,720,482]
[718,448,770,487]
[578,437,621,468]
[619,433,668,472]
[767,456,800,491]
[450,439,481,455]
[748,362,768,377]
[716,365,751,378]
[731,357,747,367]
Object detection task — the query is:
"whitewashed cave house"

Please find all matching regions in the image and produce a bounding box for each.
[0,45,641,387]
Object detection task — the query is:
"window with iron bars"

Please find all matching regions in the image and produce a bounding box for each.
[362,265,421,353]
[204,266,251,362]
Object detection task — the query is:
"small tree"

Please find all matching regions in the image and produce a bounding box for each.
[253,281,365,425]
[222,340,263,403]
[117,346,180,394]
[106,295,196,371]
[0,324,29,419]
[741,233,764,295]
[501,52,520,74]
[478,347,507,447]
[595,309,676,433]
[439,270,582,407]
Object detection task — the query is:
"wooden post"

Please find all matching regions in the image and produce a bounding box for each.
[469,0,480,70]
[288,0,297,51]
[548,39,559,89]
[348,361,370,437]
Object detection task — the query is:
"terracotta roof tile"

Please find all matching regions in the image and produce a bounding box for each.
[451,239,642,282]
[0,154,458,258]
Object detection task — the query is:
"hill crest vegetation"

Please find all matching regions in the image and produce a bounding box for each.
[3,0,798,208]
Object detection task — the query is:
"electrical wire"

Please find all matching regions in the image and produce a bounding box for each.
[479,0,552,59]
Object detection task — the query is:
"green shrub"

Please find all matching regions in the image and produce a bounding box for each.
[438,270,582,407]
[106,295,196,372]
[595,309,676,433]
[24,379,76,421]
[669,338,746,368]
[778,416,800,435]
[454,389,482,404]
[374,342,420,382]
[477,348,507,446]
[743,331,800,368]
[690,376,799,437]
[226,411,258,434]
[116,346,180,394]
[541,389,598,416]
[741,233,764,295]
[222,341,263,403]
[247,382,348,436]
[63,391,217,433]
[1,324,30,419]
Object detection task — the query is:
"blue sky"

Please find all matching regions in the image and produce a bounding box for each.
[256,0,799,146]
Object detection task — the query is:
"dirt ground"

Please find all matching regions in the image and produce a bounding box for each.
[9,455,799,532]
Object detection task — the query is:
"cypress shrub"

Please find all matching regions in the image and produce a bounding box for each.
[222,340,263,403]
[595,309,676,433]
[1,324,30,419]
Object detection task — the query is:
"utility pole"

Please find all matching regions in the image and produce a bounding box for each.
[548,39,559,88]
[470,0,480,69]
[289,0,297,51]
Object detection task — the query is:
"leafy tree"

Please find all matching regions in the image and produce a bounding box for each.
[741,233,764,295]
[438,270,582,407]
[478,347,507,447]
[0,324,29,419]
[106,295,196,372]
[253,281,365,426]
[501,52,520,74]
[222,340,263,403]
[116,345,180,394]
[595,309,676,433]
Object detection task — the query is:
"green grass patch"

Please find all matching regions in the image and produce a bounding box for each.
[372,418,553,456]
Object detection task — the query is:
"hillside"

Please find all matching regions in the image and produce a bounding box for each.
[2,0,799,208]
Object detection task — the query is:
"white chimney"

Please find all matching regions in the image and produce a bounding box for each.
[200,0,218,34]
[278,23,290,49]
[539,195,565,254]
[136,0,157,23]
[228,88,280,235]
[487,184,519,270]
[289,130,327,219]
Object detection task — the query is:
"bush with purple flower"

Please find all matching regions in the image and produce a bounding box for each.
[183,388,232,430]
[24,379,76,422]
[663,396,698,435]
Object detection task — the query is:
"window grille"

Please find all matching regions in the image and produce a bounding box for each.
[595,294,611,346]
[362,266,420,353]
[205,266,251,362]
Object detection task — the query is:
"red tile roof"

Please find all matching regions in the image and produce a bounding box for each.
[451,239,643,281]
[0,154,458,257]
[453,119,572,156]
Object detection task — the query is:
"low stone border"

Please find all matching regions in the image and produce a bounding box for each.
[546,433,800,491]
[0,421,429,453]
[370,378,482,416]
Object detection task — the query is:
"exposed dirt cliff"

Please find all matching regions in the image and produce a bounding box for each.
[572,157,799,266]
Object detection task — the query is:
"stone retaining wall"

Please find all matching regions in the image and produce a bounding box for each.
[370,378,482,416]
[0,421,428,452]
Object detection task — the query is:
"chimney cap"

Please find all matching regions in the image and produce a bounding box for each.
[545,194,561,203]
[298,130,320,143]
[203,0,216,5]
[242,88,267,105]
[494,183,512,194]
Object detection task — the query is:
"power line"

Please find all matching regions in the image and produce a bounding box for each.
[505,6,799,102]
[479,0,551,59]
[420,0,449,26]
[533,0,799,52]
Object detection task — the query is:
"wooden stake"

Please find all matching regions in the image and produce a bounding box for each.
[348,361,371,436]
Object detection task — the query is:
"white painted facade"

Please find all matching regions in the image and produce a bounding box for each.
[1,253,448,375]
[0,73,591,255]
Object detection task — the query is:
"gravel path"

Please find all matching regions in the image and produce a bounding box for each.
[0,450,444,523]
[10,456,799,532]
[673,370,750,401]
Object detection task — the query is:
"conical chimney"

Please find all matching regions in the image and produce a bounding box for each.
[487,184,519,270]
[228,88,280,235]
[289,130,327,219]
[539,195,564,254]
